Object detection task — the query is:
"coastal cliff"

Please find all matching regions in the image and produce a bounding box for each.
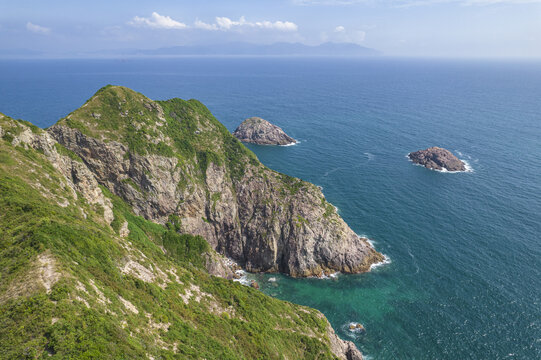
[49,85,383,277]
[0,110,363,359]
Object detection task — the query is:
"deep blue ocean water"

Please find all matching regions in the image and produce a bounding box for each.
[1,58,540,359]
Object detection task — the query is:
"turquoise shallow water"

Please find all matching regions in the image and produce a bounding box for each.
[1,58,540,359]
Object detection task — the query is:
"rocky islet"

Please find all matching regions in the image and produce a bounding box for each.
[408,146,466,172]
[233,116,297,145]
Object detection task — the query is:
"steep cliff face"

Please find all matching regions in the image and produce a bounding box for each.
[49,85,383,277]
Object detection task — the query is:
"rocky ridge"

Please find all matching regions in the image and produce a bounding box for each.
[408,146,466,172]
[50,86,383,277]
[233,116,296,145]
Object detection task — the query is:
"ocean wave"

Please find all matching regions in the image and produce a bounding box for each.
[370,254,391,271]
[320,271,340,279]
[323,167,342,177]
[405,244,420,275]
[435,159,474,173]
[341,322,366,339]
[280,140,299,147]
[232,269,251,286]
[364,237,376,247]
[358,235,391,271]
[308,271,340,279]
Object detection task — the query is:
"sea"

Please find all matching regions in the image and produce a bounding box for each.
[0,57,539,359]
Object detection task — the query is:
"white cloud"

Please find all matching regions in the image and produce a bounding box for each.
[322,27,366,44]
[194,19,218,30]
[129,13,297,32]
[196,16,298,32]
[26,22,51,34]
[129,12,187,29]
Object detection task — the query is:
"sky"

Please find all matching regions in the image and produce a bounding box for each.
[1,0,540,58]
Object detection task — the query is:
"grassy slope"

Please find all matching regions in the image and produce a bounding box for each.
[0,114,339,359]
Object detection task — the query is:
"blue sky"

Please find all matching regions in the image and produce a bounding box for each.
[1,0,540,57]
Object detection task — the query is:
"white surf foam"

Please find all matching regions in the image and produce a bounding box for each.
[309,271,340,279]
[364,237,376,247]
[357,235,391,271]
[280,140,298,147]
[233,269,251,286]
[433,159,474,173]
[341,322,366,339]
[462,159,474,172]
[370,254,392,271]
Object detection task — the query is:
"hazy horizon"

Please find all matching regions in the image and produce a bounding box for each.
[1,0,540,59]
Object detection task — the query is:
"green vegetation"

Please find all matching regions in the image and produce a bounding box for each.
[0,117,341,359]
[56,86,259,187]
[121,177,142,193]
[321,198,335,219]
[279,173,305,195]
[54,143,82,162]
[295,215,310,228]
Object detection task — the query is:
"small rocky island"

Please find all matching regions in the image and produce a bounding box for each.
[233,116,296,145]
[408,147,466,172]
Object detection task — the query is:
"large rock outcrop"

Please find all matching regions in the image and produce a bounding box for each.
[48,86,383,278]
[408,146,466,172]
[233,116,296,145]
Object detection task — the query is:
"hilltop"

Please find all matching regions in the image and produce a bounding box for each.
[0,87,380,358]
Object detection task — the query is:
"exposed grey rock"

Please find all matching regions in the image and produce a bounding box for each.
[323,314,364,360]
[203,252,236,280]
[4,121,113,224]
[408,146,466,172]
[47,87,382,278]
[233,117,296,145]
[49,123,383,277]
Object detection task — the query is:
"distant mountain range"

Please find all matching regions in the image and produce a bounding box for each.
[127,42,380,57]
[0,42,380,59]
